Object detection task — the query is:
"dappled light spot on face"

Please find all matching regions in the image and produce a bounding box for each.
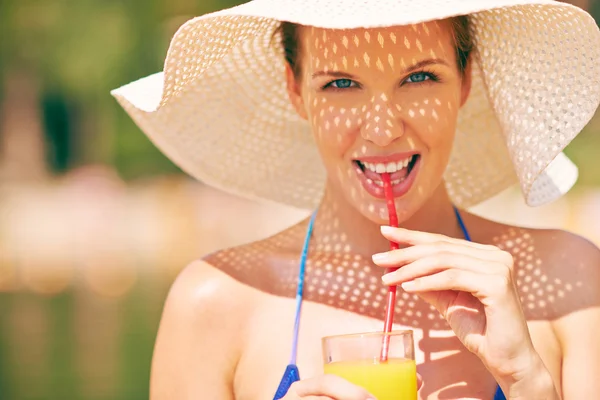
[286,20,468,241]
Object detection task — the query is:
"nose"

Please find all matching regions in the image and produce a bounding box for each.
[359,93,405,147]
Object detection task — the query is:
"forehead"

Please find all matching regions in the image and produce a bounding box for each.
[300,21,456,73]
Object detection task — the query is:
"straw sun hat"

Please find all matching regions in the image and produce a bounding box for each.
[112,0,600,210]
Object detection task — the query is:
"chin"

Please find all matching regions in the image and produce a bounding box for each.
[350,176,441,227]
[342,189,418,226]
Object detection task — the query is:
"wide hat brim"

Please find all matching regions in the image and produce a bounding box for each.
[112,0,600,210]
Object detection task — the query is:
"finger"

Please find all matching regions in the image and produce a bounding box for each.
[284,395,333,400]
[381,254,506,286]
[417,373,423,390]
[291,374,375,400]
[380,226,497,251]
[372,242,508,270]
[410,289,455,312]
[300,397,334,400]
[418,335,462,353]
[400,268,510,298]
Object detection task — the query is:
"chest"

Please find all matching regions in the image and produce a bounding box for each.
[233,298,501,400]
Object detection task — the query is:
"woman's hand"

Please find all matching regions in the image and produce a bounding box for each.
[281,374,423,400]
[372,226,557,396]
[281,375,375,400]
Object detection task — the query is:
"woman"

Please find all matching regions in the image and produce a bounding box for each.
[112,0,600,399]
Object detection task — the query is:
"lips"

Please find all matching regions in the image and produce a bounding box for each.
[355,154,419,186]
[352,154,421,198]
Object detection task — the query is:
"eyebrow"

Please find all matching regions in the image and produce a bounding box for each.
[311,58,450,79]
[311,70,359,80]
[406,58,450,72]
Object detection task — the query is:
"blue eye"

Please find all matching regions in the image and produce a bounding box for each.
[326,79,357,89]
[406,72,433,84]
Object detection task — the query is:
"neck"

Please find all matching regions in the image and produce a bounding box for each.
[311,181,466,257]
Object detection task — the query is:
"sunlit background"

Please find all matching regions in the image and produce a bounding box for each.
[0,0,599,399]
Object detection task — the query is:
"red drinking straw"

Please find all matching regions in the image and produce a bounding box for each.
[379,172,400,362]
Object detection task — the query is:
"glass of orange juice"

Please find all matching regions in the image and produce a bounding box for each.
[322,330,417,400]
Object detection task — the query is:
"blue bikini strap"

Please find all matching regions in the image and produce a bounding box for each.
[272,211,316,400]
[290,211,317,364]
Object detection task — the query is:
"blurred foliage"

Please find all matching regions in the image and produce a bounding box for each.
[1,0,243,179]
[565,115,600,187]
[0,287,168,400]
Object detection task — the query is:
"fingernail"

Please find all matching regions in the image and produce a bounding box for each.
[382,273,393,285]
[372,252,387,262]
[380,225,394,234]
[401,281,416,290]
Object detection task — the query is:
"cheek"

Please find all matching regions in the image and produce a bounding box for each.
[394,89,461,146]
[308,94,364,152]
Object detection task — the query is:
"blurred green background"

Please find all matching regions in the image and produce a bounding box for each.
[0,1,599,399]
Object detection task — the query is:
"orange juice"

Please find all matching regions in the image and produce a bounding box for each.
[324,358,417,400]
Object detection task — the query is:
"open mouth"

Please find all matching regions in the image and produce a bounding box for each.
[351,153,421,199]
[354,154,420,186]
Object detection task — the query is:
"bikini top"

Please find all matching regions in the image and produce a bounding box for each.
[272,209,506,400]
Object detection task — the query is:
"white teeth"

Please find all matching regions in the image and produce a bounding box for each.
[364,163,377,172]
[361,155,414,174]
[370,177,404,187]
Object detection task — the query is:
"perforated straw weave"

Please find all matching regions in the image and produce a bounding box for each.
[112,0,600,209]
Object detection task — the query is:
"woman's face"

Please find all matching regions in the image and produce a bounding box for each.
[286,21,471,223]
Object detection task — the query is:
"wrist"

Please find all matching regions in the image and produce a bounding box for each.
[495,352,559,400]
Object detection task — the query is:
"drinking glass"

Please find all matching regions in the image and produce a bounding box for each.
[322,330,417,400]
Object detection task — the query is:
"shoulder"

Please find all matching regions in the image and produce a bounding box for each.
[524,228,600,323]
[531,228,600,267]
[470,214,600,319]
[150,260,255,399]
[523,228,600,303]
[163,259,256,325]
[526,229,600,387]
[492,224,600,328]
[201,223,308,299]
